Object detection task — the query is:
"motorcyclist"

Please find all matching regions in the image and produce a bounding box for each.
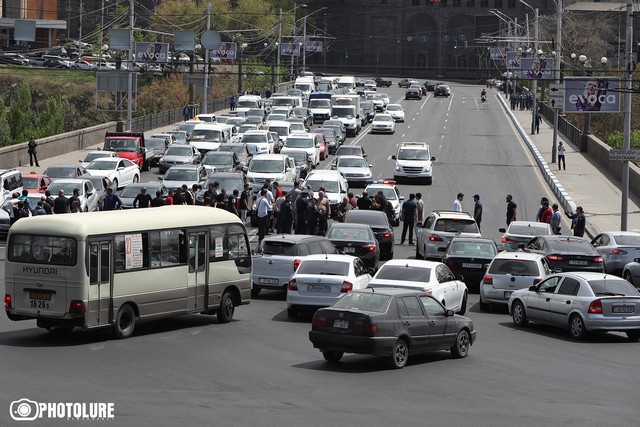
[481,89,487,101]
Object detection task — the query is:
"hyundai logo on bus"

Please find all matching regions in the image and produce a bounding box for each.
[23,266,58,275]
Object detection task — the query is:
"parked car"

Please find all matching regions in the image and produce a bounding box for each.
[499,220,553,251]
[79,150,120,168]
[326,223,380,270]
[480,252,552,310]
[47,178,101,212]
[309,288,477,368]
[508,272,640,341]
[524,235,604,273]
[85,158,140,190]
[369,259,468,314]
[590,231,640,275]
[416,211,481,261]
[119,182,167,209]
[158,144,201,174]
[344,210,394,260]
[21,173,53,193]
[443,237,499,293]
[287,254,373,318]
[43,164,88,180]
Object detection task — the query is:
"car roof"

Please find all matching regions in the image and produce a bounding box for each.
[351,288,428,297]
[336,155,367,161]
[492,251,547,261]
[329,222,371,230]
[306,170,343,178]
[345,210,388,221]
[429,210,474,220]
[449,237,496,244]
[300,254,357,262]
[262,234,329,243]
[381,259,443,268]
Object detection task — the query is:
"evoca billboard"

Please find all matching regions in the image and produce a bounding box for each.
[519,57,554,80]
[563,77,621,113]
[135,42,169,63]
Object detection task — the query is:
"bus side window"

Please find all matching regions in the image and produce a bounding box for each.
[209,226,226,261]
[90,243,99,284]
[227,225,249,260]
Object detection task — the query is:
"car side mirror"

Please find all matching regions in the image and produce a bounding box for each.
[399,196,405,201]
[431,156,436,161]
[391,155,396,160]
[367,267,376,276]
[498,228,506,233]
[553,268,563,273]
[416,222,423,228]
[517,243,525,250]
[445,309,455,317]
[79,159,82,163]
[437,247,447,252]
[157,176,163,180]
[529,285,538,292]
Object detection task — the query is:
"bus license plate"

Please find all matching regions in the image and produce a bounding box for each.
[333,320,349,329]
[612,306,634,314]
[307,284,330,293]
[29,292,51,300]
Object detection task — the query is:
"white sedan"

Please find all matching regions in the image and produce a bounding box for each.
[385,104,405,122]
[47,179,101,212]
[370,113,395,134]
[369,259,468,314]
[85,158,140,190]
[286,254,373,318]
[79,150,119,168]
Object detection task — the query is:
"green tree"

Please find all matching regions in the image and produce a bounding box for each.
[8,81,34,143]
[0,101,11,147]
[34,96,70,139]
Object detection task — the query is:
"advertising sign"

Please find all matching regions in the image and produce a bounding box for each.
[520,57,555,80]
[490,47,510,61]
[211,42,237,60]
[563,77,621,113]
[505,51,529,69]
[135,42,169,63]
[305,41,323,53]
[280,43,301,56]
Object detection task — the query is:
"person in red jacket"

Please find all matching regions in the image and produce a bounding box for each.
[539,199,553,224]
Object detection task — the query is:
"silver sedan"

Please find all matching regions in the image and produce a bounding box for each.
[508,272,640,341]
[591,231,640,275]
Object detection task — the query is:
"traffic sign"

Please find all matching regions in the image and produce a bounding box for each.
[609,149,640,161]
[549,83,564,110]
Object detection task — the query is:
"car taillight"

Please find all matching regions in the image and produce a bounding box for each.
[293,258,301,271]
[546,255,564,262]
[4,294,12,309]
[311,314,328,329]
[533,278,543,285]
[288,279,298,291]
[354,318,377,336]
[502,237,517,243]
[381,232,393,238]
[69,300,85,314]
[341,281,353,293]
[588,299,603,314]
[593,256,603,263]
[429,234,443,242]
[611,249,628,256]
[364,244,377,252]
[482,275,493,286]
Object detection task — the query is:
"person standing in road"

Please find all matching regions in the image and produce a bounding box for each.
[277,193,294,234]
[2,192,18,225]
[151,190,165,207]
[414,192,424,237]
[305,198,321,236]
[558,141,566,170]
[53,189,70,214]
[452,193,463,212]
[239,183,251,224]
[473,194,483,232]
[295,190,310,234]
[400,193,417,245]
[535,197,549,221]
[506,194,517,225]
[357,190,372,210]
[566,206,586,237]
[316,190,331,236]
[256,188,272,243]
[539,199,553,224]
[103,187,122,210]
[27,137,40,167]
[133,187,152,208]
[550,203,562,234]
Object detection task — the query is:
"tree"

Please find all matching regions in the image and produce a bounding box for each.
[0,101,11,147]
[7,81,34,143]
[34,96,70,139]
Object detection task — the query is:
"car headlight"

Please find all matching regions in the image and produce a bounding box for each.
[395,165,401,171]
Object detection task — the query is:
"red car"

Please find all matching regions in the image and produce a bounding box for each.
[314,132,329,161]
[22,173,53,193]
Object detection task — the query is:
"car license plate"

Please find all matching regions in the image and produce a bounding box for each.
[344,247,356,254]
[333,319,349,329]
[462,263,482,269]
[504,291,513,298]
[259,278,278,285]
[307,284,331,293]
[569,260,588,266]
[612,305,634,314]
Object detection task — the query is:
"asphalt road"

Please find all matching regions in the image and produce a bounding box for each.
[0,83,636,426]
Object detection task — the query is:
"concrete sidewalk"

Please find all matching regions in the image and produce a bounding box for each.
[499,92,640,237]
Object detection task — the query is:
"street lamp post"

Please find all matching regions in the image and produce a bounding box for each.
[237,41,248,94]
[551,0,563,164]
[519,0,539,135]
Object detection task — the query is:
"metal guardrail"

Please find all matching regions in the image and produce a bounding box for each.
[538,101,581,146]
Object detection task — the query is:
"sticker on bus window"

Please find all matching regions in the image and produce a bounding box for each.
[215,237,224,258]
[125,234,144,269]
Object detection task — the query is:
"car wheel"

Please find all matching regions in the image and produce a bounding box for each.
[132,174,139,183]
[217,290,235,323]
[511,300,528,326]
[457,292,467,315]
[569,314,588,340]
[251,286,261,297]
[112,304,136,339]
[624,271,634,285]
[626,330,640,342]
[479,294,491,311]
[389,339,409,369]
[322,351,343,363]
[450,329,471,359]
[287,307,297,319]
[112,179,118,190]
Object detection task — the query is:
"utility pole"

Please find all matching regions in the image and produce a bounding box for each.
[551,0,562,164]
[621,0,633,230]
[79,0,83,50]
[277,9,282,89]
[203,3,211,114]
[127,0,133,130]
[302,15,307,74]
[530,7,538,135]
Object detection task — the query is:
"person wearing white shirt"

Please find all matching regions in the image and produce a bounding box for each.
[452,193,463,212]
[256,188,272,242]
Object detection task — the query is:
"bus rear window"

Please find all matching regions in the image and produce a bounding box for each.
[8,235,77,266]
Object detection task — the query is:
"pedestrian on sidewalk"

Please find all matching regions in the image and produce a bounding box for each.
[506,194,517,225]
[230,95,237,111]
[550,203,562,234]
[452,193,463,212]
[182,105,190,121]
[565,206,586,237]
[400,193,417,245]
[473,194,483,232]
[558,142,566,170]
[534,112,541,134]
[27,137,40,167]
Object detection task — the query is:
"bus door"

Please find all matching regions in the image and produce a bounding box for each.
[187,231,208,311]
[88,240,112,327]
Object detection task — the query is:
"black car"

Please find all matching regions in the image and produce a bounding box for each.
[405,87,422,100]
[360,100,375,123]
[201,151,243,173]
[326,223,380,270]
[287,151,312,179]
[344,210,394,260]
[425,82,436,92]
[309,288,477,368]
[434,85,451,97]
[524,235,605,273]
[374,77,392,87]
[316,127,341,154]
[443,237,499,293]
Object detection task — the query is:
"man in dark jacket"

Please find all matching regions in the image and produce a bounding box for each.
[277,193,294,234]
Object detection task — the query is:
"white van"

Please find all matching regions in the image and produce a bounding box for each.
[294,76,315,99]
[190,123,235,155]
[267,120,293,150]
[269,96,303,114]
[246,154,298,186]
[280,132,322,167]
[0,169,24,234]
[303,169,349,214]
[236,95,262,114]
[336,76,356,92]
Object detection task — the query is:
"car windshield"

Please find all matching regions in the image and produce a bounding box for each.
[434,219,479,233]
[145,139,166,149]
[309,99,331,108]
[288,152,307,164]
[120,186,152,197]
[375,266,430,282]
[367,187,397,201]
[218,145,245,155]
[509,223,550,235]
[489,259,540,276]
[49,183,83,195]
[336,147,362,157]
[292,108,307,115]
[165,169,197,181]
[297,260,350,276]
[373,115,392,122]
[588,279,640,296]
[168,132,187,141]
[289,123,306,132]
[203,176,243,192]
[243,134,268,143]
[345,212,388,227]
[285,137,313,148]
[386,105,402,111]
[191,129,222,142]
[613,235,640,245]
[165,146,193,156]
[268,127,289,137]
[398,149,429,160]
[337,158,367,168]
[104,139,138,152]
[327,226,372,240]
[331,292,391,313]
[86,161,116,171]
[318,129,336,140]
[449,241,497,257]
[85,177,105,190]
[177,123,197,134]
[272,98,295,107]
[249,159,283,173]
[247,109,264,117]
[332,107,355,118]
[238,125,256,134]
[22,177,39,188]
[262,240,295,255]
[83,152,113,162]
[203,154,233,166]
[305,180,339,193]
[548,239,596,254]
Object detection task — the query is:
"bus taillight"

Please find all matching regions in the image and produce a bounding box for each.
[4,294,11,309]
[69,300,85,314]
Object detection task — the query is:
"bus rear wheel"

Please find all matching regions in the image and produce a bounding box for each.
[217,291,235,323]
[113,304,136,339]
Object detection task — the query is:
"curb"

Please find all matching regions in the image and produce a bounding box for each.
[497,94,593,239]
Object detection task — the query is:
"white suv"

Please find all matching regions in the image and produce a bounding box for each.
[416,210,481,261]
[392,142,436,185]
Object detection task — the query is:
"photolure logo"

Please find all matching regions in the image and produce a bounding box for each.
[10,399,115,421]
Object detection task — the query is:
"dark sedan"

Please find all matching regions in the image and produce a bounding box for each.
[405,87,422,100]
[425,82,436,91]
[326,223,380,270]
[524,235,604,273]
[434,84,451,97]
[202,151,242,173]
[344,210,394,260]
[309,288,477,369]
[398,79,412,88]
[374,77,392,87]
[443,237,499,293]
